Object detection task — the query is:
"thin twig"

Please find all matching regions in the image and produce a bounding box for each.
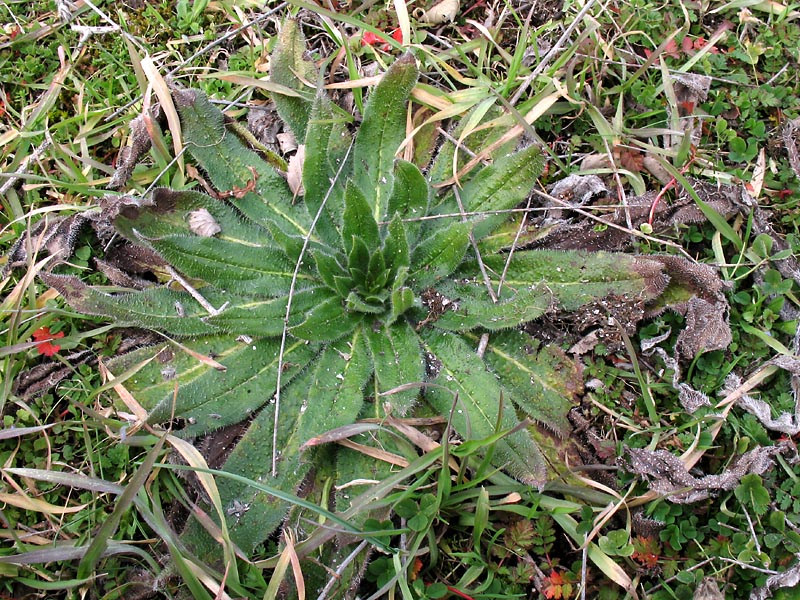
[580,544,588,600]
[452,187,498,303]
[510,0,602,106]
[317,540,369,600]
[272,142,354,477]
[497,196,532,297]
[166,265,228,316]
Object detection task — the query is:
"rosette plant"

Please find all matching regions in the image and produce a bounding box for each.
[44,23,673,555]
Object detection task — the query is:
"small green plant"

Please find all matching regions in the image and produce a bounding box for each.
[39,22,708,562]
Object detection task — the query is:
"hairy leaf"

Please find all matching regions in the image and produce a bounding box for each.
[352,53,418,222]
[269,19,317,140]
[383,215,411,279]
[387,160,429,243]
[459,145,543,241]
[470,330,580,437]
[290,296,362,342]
[410,220,471,289]
[302,90,352,249]
[343,180,380,252]
[474,251,668,310]
[431,280,551,331]
[365,321,424,415]
[40,273,218,336]
[205,287,333,337]
[420,329,547,485]
[201,330,373,554]
[106,336,318,434]
[172,89,308,239]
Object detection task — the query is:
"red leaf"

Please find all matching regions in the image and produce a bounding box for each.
[617,146,644,173]
[543,571,565,599]
[693,37,719,54]
[663,38,680,59]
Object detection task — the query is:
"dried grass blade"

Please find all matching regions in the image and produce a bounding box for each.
[165,434,241,587]
[337,439,410,468]
[140,55,183,174]
[0,491,87,515]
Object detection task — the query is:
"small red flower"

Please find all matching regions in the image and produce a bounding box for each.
[361,31,384,47]
[32,327,64,357]
[361,28,403,51]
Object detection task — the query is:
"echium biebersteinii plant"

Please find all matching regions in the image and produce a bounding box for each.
[43,22,675,555]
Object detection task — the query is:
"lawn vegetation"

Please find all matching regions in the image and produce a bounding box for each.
[1,1,799,599]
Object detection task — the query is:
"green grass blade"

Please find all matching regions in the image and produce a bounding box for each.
[76,433,166,579]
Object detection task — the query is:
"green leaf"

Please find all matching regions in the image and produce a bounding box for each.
[365,321,424,415]
[105,335,318,434]
[383,214,411,278]
[366,250,388,291]
[345,291,384,314]
[352,54,418,222]
[735,474,771,516]
[269,19,317,141]
[419,329,547,485]
[333,274,355,298]
[598,530,634,557]
[205,330,372,554]
[458,145,543,240]
[303,91,353,249]
[477,250,666,311]
[39,274,219,336]
[115,188,274,248]
[290,296,362,341]
[472,330,579,437]
[389,285,415,325]
[347,236,371,284]
[343,180,380,252]
[314,250,346,291]
[172,90,307,238]
[430,280,551,331]
[387,160,429,243]
[409,221,471,289]
[386,265,415,325]
[206,287,334,337]
[113,190,305,292]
